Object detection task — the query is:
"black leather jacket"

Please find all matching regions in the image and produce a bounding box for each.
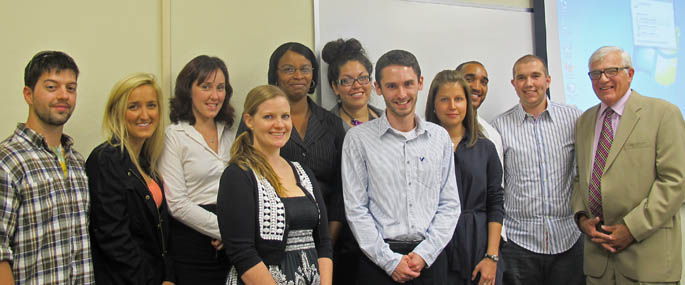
[86,142,174,284]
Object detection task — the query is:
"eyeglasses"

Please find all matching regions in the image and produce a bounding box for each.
[337,75,371,86]
[278,65,314,75]
[588,67,629,80]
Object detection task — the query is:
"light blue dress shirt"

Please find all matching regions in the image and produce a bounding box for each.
[492,101,582,254]
[342,112,460,276]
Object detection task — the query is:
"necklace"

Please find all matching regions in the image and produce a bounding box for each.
[340,105,367,126]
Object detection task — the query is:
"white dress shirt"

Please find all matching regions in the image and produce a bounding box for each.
[492,102,581,254]
[478,115,503,168]
[159,121,236,239]
[342,113,460,275]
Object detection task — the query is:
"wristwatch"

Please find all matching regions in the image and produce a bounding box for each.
[484,253,499,262]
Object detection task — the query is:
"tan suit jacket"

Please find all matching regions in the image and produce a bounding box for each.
[572,91,685,282]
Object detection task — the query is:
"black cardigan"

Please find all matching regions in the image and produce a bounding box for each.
[235,97,347,223]
[217,161,332,276]
[85,142,174,284]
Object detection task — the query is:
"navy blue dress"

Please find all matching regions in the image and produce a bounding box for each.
[446,134,505,284]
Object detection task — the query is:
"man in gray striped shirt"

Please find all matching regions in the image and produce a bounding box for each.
[492,55,583,285]
[342,50,460,284]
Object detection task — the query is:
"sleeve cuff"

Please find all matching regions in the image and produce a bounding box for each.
[574,211,589,231]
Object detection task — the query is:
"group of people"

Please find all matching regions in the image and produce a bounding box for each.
[0,38,682,285]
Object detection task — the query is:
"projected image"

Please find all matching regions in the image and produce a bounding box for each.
[557,0,683,112]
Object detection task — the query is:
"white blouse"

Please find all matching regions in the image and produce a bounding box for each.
[159,121,236,239]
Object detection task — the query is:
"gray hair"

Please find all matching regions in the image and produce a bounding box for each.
[589,46,633,71]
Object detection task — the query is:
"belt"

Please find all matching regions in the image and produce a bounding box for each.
[384,239,422,255]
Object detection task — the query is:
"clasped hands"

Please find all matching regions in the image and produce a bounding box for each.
[391,252,425,283]
[579,216,634,253]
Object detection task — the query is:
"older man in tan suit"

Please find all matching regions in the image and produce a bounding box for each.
[572,46,685,284]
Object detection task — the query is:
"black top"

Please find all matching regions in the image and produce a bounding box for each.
[217,162,332,276]
[446,135,504,279]
[282,196,319,230]
[86,142,174,285]
[236,97,346,222]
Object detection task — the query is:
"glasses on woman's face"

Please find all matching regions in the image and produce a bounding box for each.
[278,65,314,75]
[588,67,629,80]
[337,75,371,87]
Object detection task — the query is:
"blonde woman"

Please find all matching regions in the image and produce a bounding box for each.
[86,73,174,284]
[218,85,332,285]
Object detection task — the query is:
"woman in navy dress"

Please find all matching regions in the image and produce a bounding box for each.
[425,70,504,285]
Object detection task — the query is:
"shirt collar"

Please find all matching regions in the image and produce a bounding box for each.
[598,89,632,118]
[514,99,556,124]
[15,122,74,150]
[376,111,429,138]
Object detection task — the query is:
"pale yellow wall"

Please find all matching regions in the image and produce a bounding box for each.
[0,0,161,155]
[170,1,314,120]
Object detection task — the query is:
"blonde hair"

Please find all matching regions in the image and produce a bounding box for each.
[230,85,288,196]
[103,73,165,178]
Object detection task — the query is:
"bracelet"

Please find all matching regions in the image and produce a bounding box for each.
[484,253,499,262]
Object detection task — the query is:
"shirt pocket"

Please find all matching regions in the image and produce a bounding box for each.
[416,156,441,202]
[21,177,57,224]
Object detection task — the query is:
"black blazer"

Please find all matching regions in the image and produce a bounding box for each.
[86,142,174,284]
[217,162,332,276]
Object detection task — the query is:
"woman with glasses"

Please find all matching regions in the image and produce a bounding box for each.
[218,85,332,285]
[236,42,346,259]
[159,55,235,284]
[320,38,381,284]
[425,70,504,285]
[322,38,382,131]
[86,73,173,284]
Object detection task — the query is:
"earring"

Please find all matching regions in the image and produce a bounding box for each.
[309,80,316,89]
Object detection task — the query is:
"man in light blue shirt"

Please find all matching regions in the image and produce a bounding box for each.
[342,49,460,284]
[492,55,583,285]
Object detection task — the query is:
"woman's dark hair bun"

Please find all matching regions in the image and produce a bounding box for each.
[322,38,364,64]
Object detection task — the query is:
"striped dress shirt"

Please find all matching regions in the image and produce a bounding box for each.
[0,123,94,284]
[492,102,582,254]
[342,113,460,275]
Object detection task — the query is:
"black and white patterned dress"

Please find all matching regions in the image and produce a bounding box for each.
[225,163,323,285]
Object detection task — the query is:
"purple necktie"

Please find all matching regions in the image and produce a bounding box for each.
[589,108,614,219]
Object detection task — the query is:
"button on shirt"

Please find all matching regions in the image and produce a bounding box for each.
[342,113,460,275]
[0,123,94,284]
[492,102,582,254]
[159,121,236,239]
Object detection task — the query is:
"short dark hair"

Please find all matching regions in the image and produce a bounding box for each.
[374,50,421,83]
[456,60,484,71]
[321,38,373,88]
[512,54,548,77]
[24,51,79,90]
[267,42,319,94]
[170,55,235,127]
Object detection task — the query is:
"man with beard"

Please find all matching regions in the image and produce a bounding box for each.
[0,51,94,284]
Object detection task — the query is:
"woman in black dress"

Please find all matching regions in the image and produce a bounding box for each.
[425,70,504,285]
[218,85,332,285]
[86,73,174,284]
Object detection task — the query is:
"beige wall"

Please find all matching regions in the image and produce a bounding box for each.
[0,0,528,155]
[0,0,161,155]
[169,1,314,122]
